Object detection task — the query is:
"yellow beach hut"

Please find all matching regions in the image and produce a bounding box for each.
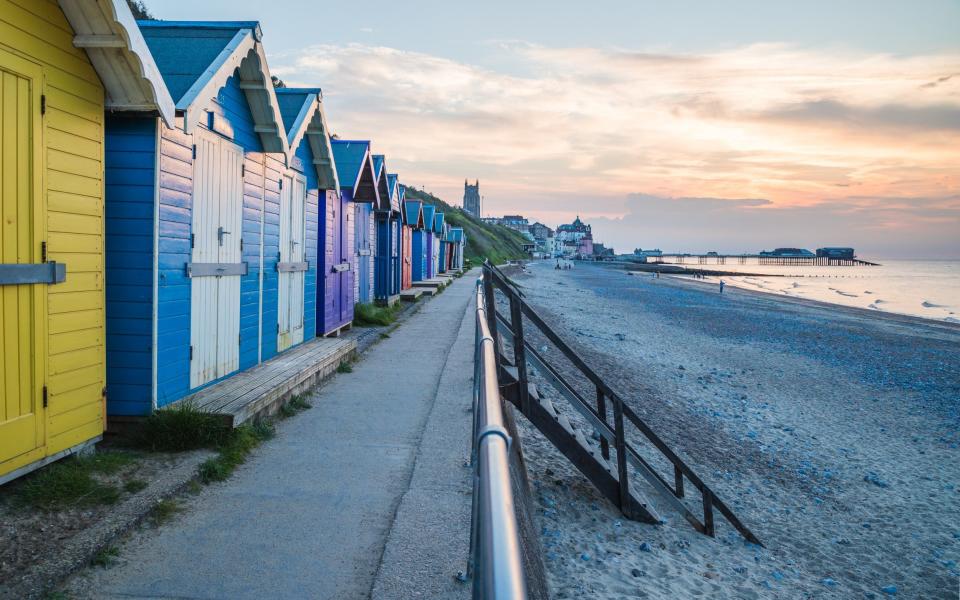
[0,0,173,483]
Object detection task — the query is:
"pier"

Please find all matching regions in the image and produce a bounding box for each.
[652,253,879,267]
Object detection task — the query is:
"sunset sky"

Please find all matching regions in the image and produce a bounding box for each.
[152,1,959,257]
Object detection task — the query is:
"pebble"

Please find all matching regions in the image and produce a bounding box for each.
[631,568,644,577]
[881,585,897,595]
[822,578,838,587]
[580,552,591,561]
[864,472,890,488]
[639,542,652,552]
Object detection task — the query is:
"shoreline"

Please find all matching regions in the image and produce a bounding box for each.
[512,261,960,599]
[615,263,960,332]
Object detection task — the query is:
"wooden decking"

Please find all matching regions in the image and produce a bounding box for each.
[400,289,423,301]
[172,336,356,427]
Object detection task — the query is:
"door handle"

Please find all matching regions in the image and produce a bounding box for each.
[218,227,231,246]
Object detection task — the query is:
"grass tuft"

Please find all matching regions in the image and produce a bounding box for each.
[353,302,402,327]
[337,361,353,374]
[279,394,313,418]
[123,479,147,494]
[134,402,229,452]
[9,451,138,511]
[198,423,274,483]
[149,498,182,527]
[90,546,119,568]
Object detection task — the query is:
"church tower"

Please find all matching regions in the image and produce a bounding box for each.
[463,179,481,218]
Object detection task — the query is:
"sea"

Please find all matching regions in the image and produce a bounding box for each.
[690,259,960,323]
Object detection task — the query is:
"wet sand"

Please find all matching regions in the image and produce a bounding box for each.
[511,261,959,599]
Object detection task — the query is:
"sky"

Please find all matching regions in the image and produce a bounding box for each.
[151,1,960,258]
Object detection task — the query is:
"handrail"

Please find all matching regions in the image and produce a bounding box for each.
[482,261,762,546]
[468,275,528,599]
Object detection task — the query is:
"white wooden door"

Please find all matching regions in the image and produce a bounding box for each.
[190,130,243,388]
[278,174,305,351]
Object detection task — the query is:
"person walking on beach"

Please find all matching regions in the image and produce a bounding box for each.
[719,279,725,293]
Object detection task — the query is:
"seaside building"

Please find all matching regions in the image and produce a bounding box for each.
[556,216,594,258]
[463,179,481,218]
[500,215,530,234]
[0,0,177,482]
[274,88,340,348]
[102,19,297,417]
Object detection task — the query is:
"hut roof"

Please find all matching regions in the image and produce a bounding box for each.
[274,88,339,193]
[137,20,288,153]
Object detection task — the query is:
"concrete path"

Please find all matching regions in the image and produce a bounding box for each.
[65,274,478,600]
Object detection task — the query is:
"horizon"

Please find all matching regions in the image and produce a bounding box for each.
[150,0,960,259]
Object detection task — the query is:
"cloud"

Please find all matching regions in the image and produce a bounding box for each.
[590,193,960,258]
[270,42,960,256]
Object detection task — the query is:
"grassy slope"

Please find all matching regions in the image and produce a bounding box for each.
[402,187,529,265]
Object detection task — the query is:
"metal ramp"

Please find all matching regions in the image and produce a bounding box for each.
[481,262,762,545]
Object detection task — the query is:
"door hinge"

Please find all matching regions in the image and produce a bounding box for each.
[42,385,48,408]
[240,239,243,252]
[190,233,195,249]
[189,345,194,360]
[40,94,46,116]
[239,333,242,345]
[192,144,197,160]
[41,241,47,262]
[279,178,283,190]
[276,323,280,333]
[241,164,245,177]
[102,386,107,399]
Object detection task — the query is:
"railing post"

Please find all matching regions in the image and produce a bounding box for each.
[509,293,530,414]
[596,387,610,460]
[612,399,631,518]
[702,488,715,537]
[674,464,684,498]
[482,267,500,365]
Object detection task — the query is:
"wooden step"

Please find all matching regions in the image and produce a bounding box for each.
[400,289,423,301]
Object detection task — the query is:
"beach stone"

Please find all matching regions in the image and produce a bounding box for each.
[630,568,643,578]
[580,552,591,561]
[864,472,890,488]
[639,542,652,553]
[821,578,838,587]
[881,585,897,595]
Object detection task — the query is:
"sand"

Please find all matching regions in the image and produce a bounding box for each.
[508,261,959,599]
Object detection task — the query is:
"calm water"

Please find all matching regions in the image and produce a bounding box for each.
[689,259,960,322]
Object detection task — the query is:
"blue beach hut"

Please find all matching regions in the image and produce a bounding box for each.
[407,201,427,282]
[421,204,436,279]
[434,212,446,274]
[386,174,403,297]
[103,20,290,415]
[372,158,400,305]
[273,88,339,349]
[329,140,379,307]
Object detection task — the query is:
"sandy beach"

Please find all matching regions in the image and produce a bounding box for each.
[510,260,959,599]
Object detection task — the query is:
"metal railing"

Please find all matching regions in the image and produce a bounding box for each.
[482,262,762,546]
[468,275,528,599]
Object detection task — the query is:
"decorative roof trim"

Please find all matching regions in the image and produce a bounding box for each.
[58,0,175,126]
[280,89,340,195]
[174,27,288,156]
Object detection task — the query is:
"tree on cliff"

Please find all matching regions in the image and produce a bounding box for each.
[126,0,154,20]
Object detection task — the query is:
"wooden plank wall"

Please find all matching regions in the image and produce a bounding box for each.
[1,0,106,457]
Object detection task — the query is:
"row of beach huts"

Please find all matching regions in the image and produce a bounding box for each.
[0,1,465,483]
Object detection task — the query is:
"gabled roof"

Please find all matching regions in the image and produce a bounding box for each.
[275,88,339,194]
[386,174,400,213]
[404,200,424,229]
[433,212,445,234]
[371,155,391,211]
[58,0,175,126]
[449,227,464,242]
[137,21,287,154]
[398,183,406,202]
[421,205,436,231]
[330,140,379,202]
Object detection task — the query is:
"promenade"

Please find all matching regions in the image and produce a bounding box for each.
[64,275,479,599]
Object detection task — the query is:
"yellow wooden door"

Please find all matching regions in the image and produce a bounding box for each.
[0,47,45,468]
